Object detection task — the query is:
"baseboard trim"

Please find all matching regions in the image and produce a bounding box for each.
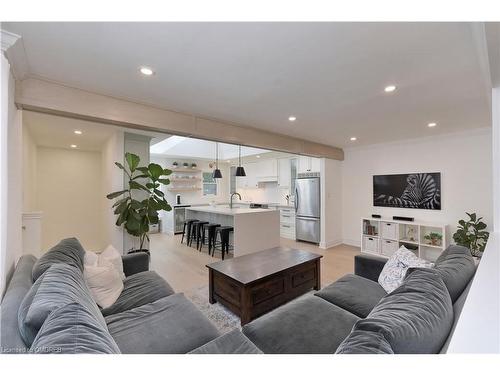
[342,238,361,248]
[319,240,343,249]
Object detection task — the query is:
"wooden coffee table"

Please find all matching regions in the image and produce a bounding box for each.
[206,247,322,325]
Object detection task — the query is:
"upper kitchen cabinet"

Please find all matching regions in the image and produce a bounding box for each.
[256,159,278,182]
[277,158,291,188]
[298,156,320,173]
[237,162,259,188]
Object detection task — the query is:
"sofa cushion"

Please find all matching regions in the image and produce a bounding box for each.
[30,302,120,354]
[335,330,394,354]
[315,274,387,318]
[101,271,175,316]
[434,245,476,303]
[353,268,453,354]
[32,238,85,282]
[105,293,219,353]
[18,263,105,347]
[189,329,263,354]
[242,294,359,354]
[0,255,37,353]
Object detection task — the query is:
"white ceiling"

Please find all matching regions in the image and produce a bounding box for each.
[150,136,271,161]
[24,111,169,151]
[4,22,492,148]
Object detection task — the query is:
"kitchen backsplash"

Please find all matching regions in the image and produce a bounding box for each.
[238,183,290,205]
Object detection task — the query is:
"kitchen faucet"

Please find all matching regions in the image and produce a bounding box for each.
[230,192,242,209]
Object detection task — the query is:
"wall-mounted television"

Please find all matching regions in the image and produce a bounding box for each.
[373,173,441,210]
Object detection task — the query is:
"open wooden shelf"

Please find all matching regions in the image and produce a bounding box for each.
[170,168,202,173]
[170,178,201,182]
[167,188,202,192]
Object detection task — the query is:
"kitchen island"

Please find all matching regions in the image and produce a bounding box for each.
[185,206,280,257]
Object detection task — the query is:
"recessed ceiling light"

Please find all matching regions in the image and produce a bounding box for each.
[139,66,154,76]
[288,116,297,122]
[256,155,261,158]
[350,137,357,141]
[384,85,397,93]
[74,130,82,135]
[428,122,437,128]
[70,144,77,148]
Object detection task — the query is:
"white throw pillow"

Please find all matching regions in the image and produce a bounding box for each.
[98,245,125,281]
[84,264,124,308]
[84,250,99,267]
[378,246,433,293]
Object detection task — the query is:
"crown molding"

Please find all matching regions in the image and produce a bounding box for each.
[1,29,29,79]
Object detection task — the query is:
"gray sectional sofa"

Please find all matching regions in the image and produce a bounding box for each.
[1,238,220,354]
[194,244,477,354]
[1,237,476,354]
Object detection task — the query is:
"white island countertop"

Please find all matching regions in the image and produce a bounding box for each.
[186,206,273,216]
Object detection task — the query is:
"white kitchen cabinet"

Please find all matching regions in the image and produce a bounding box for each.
[279,207,296,239]
[237,162,259,188]
[256,159,277,182]
[310,157,321,173]
[297,156,321,173]
[277,158,291,188]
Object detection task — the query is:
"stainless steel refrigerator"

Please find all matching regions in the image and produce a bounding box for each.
[294,176,321,243]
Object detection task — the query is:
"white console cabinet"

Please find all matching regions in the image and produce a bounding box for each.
[361,217,447,262]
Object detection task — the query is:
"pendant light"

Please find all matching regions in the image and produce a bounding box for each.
[235,145,246,177]
[213,142,222,179]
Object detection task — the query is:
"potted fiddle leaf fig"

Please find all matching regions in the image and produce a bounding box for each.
[453,212,489,257]
[107,153,172,252]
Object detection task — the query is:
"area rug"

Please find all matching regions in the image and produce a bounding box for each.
[184,285,241,334]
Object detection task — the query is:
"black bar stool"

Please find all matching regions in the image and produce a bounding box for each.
[199,223,221,253]
[190,221,209,247]
[181,219,199,244]
[213,226,234,260]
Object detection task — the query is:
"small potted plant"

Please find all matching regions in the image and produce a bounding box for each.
[172,161,178,169]
[424,232,443,246]
[183,162,189,168]
[191,162,197,169]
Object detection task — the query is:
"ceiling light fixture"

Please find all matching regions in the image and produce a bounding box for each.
[212,142,222,179]
[70,144,77,148]
[235,145,246,177]
[428,122,437,128]
[256,155,261,158]
[74,130,82,135]
[288,116,297,122]
[139,66,154,76]
[384,85,397,93]
[350,137,357,141]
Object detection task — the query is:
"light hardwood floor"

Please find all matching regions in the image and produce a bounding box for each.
[149,233,360,293]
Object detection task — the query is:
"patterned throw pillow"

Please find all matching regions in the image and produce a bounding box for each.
[378,246,433,293]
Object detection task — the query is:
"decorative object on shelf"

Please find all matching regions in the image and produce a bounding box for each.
[172,161,178,168]
[372,214,381,219]
[191,162,197,169]
[393,216,414,222]
[235,145,246,177]
[406,226,417,242]
[453,212,489,257]
[107,152,172,251]
[183,162,189,168]
[213,142,222,179]
[373,172,441,210]
[424,232,443,246]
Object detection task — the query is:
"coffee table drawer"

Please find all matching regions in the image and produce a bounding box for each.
[251,278,285,305]
[291,265,316,288]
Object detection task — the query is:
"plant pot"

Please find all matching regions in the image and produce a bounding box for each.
[127,248,150,256]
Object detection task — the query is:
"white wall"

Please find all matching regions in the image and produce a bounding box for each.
[342,128,493,246]
[22,124,37,212]
[320,158,343,248]
[37,147,106,251]
[101,129,124,252]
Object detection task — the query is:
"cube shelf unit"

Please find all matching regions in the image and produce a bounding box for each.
[167,168,202,192]
[361,217,447,262]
